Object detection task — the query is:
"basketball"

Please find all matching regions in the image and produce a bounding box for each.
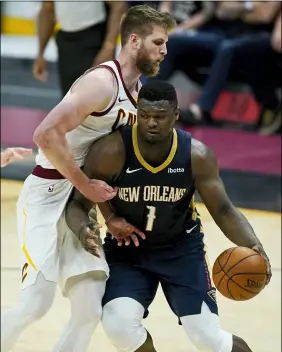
[212,247,268,301]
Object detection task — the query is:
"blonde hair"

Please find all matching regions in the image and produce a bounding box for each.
[120,5,175,47]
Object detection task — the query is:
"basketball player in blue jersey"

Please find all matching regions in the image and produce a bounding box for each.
[67,81,271,352]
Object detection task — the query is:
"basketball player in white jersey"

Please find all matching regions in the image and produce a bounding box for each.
[1,6,175,352]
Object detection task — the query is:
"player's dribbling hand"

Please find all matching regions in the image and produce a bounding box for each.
[79,222,103,257]
[107,215,146,247]
[80,179,118,203]
[252,244,272,285]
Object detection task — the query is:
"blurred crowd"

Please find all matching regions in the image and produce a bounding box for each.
[32,1,281,135]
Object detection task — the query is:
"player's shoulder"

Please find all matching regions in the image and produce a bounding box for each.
[191,137,215,161]
[90,130,125,158]
[190,137,218,177]
[71,63,116,95]
[84,130,125,175]
[174,129,212,159]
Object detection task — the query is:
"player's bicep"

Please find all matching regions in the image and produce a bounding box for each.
[82,131,125,184]
[197,174,232,218]
[34,69,114,136]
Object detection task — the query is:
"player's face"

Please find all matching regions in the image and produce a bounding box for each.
[137,100,179,143]
[136,25,168,77]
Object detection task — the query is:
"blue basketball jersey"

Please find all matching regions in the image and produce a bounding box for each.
[109,124,203,246]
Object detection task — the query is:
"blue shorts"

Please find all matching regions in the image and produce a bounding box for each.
[102,233,218,320]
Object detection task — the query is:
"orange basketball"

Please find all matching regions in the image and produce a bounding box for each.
[212,247,267,301]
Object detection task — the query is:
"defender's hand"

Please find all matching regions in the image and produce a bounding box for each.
[1,147,33,167]
[79,222,103,257]
[79,179,118,203]
[252,244,272,285]
[107,216,146,247]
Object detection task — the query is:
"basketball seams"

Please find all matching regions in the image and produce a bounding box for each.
[231,273,266,276]
[214,247,238,274]
[223,254,259,277]
[214,253,259,294]
[215,257,228,291]
[227,276,263,297]
[213,247,267,301]
[230,272,267,292]
[227,281,236,300]
[225,271,264,300]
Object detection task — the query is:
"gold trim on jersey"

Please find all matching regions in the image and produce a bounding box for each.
[189,195,204,233]
[22,207,38,271]
[132,124,178,174]
[189,196,213,285]
[204,243,213,284]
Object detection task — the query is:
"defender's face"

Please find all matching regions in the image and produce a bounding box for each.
[137,100,179,143]
[136,25,168,77]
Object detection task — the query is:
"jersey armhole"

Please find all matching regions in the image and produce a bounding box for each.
[68,65,119,116]
[188,133,196,186]
[90,65,119,117]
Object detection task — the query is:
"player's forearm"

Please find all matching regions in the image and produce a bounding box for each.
[66,199,92,238]
[36,4,56,56]
[98,201,115,224]
[33,128,89,189]
[215,205,262,248]
[103,1,127,50]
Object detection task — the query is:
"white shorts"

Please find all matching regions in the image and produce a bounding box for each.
[17,174,109,295]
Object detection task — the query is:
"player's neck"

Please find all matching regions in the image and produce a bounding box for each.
[137,132,173,166]
[117,51,141,93]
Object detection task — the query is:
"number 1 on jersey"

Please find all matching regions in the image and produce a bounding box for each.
[146,206,156,231]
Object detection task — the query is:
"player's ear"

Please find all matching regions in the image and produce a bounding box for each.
[130,33,141,49]
[174,108,180,121]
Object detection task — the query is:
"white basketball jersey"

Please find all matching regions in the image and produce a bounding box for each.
[35,60,139,169]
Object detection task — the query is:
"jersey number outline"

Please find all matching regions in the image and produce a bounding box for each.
[145,206,156,231]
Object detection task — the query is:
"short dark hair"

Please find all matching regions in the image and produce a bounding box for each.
[138,81,178,108]
[120,5,175,47]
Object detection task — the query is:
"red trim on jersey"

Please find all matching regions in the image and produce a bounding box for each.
[90,64,119,117]
[32,165,65,179]
[113,59,138,108]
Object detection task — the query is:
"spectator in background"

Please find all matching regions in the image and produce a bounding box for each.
[32,1,126,97]
[154,1,280,130]
[184,1,281,127]
[242,7,281,135]
[151,1,216,84]
[128,1,158,9]
[159,1,214,31]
